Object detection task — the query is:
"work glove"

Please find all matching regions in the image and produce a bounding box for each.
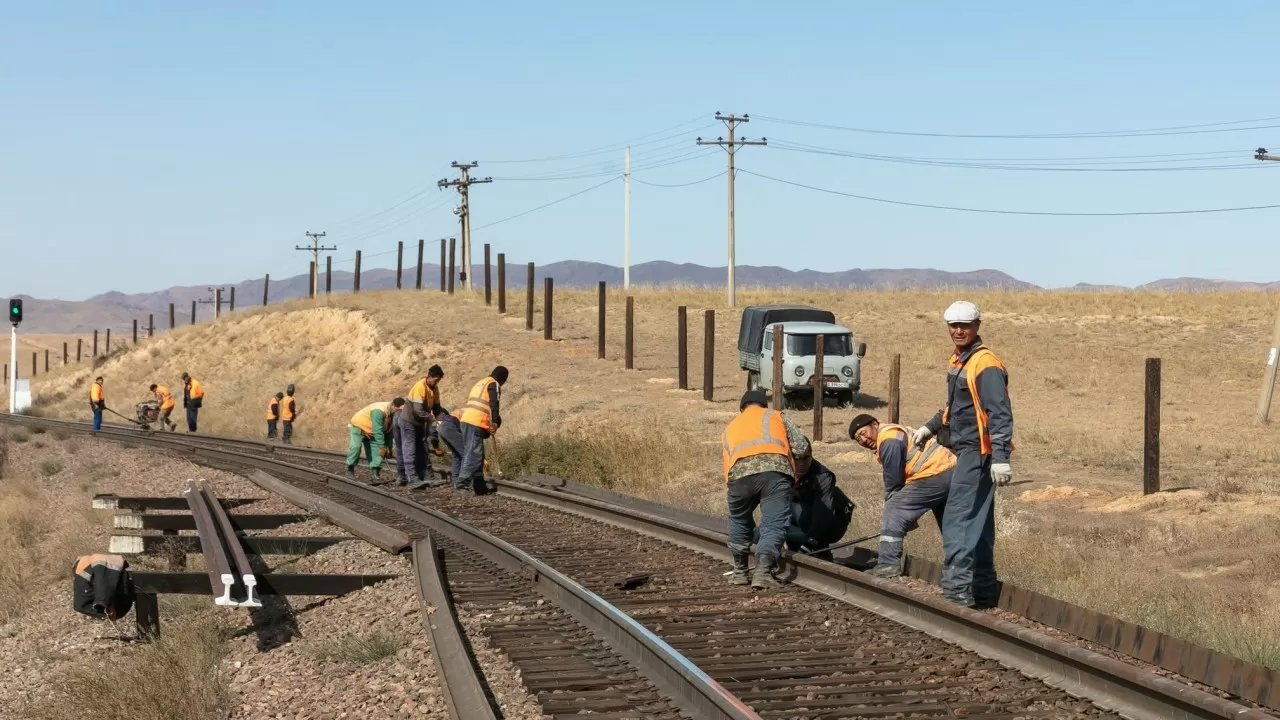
[911,426,934,449]
[991,462,1012,486]
[378,447,392,459]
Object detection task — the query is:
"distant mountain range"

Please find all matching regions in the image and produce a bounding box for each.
[4,260,1276,334]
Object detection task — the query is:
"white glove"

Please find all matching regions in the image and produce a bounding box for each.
[911,426,934,449]
[991,462,1012,486]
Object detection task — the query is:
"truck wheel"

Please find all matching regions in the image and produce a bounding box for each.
[746,371,760,391]
[838,390,855,408]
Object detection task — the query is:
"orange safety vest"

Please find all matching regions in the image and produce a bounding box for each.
[721,405,793,483]
[941,345,1013,457]
[187,378,205,400]
[281,396,296,422]
[350,401,393,437]
[90,382,104,403]
[266,397,280,420]
[408,378,436,408]
[155,385,175,410]
[875,423,956,483]
[457,377,496,431]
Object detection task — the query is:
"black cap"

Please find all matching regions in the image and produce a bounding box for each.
[491,366,509,384]
[740,389,768,410]
[180,372,190,380]
[848,414,878,439]
[391,397,406,408]
[427,364,444,378]
[275,392,284,399]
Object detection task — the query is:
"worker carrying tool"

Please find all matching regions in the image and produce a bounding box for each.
[281,384,298,444]
[89,376,106,432]
[346,398,405,484]
[149,383,178,432]
[850,414,954,578]
[181,372,204,433]
[452,366,508,494]
[911,300,1014,608]
[72,553,133,621]
[751,452,853,562]
[266,392,284,440]
[722,388,811,589]
[396,365,447,489]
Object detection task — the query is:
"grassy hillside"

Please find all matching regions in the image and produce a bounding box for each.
[25,286,1280,667]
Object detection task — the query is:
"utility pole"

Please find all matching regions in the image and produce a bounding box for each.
[624,145,631,289]
[1253,148,1280,422]
[297,231,337,298]
[197,287,229,319]
[697,112,766,308]
[438,162,491,291]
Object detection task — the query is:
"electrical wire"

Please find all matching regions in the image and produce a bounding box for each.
[771,139,1253,164]
[769,142,1271,172]
[490,142,711,180]
[491,148,719,181]
[754,113,1280,139]
[737,168,1280,216]
[632,171,726,187]
[472,176,620,231]
[478,116,713,164]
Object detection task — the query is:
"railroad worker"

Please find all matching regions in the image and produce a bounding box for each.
[850,414,954,579]
[345,398,405,485]
[911,300,1013,608]
[89,376,106,432]
[722,388,810,589]
[281,384,298,445]
[754,452,854,562]
[180,372,204,433]
[149,383,177,432]
[397,365,447,489]
[266,392,283,441]
[454,366,508,494]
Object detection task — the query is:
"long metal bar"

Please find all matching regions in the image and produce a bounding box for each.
[109,533,344,555]
[199,481,260,607]
[413,535,499,720]
[246,469,411,553]
[131,572,397,595]
[182,480,236,605]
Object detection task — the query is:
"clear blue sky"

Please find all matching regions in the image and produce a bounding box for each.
[3,1,1278,300]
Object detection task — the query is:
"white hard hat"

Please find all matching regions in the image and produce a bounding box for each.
[943,301,981,324]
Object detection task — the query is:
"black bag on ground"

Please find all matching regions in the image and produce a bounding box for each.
[73,554,134,620]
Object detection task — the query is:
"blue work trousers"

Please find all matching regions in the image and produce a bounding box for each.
[726,471,792,560]
[879,472,950,568]
[456,422,487,492]
[186,407,199,433]
[437,415,465,485]
[92,407,103,431]
[940,451,997,604]
[266,419,277,439]
[394,414,427,482]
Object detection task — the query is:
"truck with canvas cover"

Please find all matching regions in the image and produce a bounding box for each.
[737,305,866,409]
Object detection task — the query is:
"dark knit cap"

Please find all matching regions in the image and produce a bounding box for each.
[491,366,509,384]
[740,389,768,410]
[848,414,878,439]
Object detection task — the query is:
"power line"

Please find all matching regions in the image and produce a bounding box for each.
[478,116,711,163]
[438,162,492,291]
[753,113,1280,139]
[632,171,726,187]
[490,145,717,181]
[738,168,1280,216]
[472,176,620,232]
[697,112,766,308]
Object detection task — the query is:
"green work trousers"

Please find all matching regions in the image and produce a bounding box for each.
[347,424,383,470]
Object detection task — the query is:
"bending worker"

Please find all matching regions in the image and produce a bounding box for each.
[396,365,446,489]
[346,398,405,484]
[149,383,177,432]
[722,388,810,589]
[281,384,298,444]
[850,414,954,578]
[453,366,508,494]
[752,452,853,562]
[266,392,283,440]
[912,300,1014,608]
[181,372,204,433]
[89,376,105,432]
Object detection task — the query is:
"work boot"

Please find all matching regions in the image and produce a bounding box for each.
[751,555,782,590]
[370,468,383,485]
[345,466,357,482]
[407,476,432,490]
[869,563,901,579]
[728,553,750,586]
[943,591,975,608]
[395,473,409,487]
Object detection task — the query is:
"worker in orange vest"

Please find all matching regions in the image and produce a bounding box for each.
[911,301,1014,608]
[89,376,106,431]
[149,383,177,432]
[721,388,810,589]
[452,366,508,494]
[346,398,405,484]
[396,365,446,489]
[266,392,284,440]
[850,414,954,579]
[181,372,204,433]
[280,384,298,444]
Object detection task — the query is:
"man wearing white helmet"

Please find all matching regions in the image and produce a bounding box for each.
[912,300,1013,608]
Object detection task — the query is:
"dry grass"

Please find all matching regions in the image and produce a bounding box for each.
[24,286,1280,667]
[308,629,405,665]
[29,616,229,720]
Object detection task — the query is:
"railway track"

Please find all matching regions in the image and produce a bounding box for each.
[5,415,1277,720]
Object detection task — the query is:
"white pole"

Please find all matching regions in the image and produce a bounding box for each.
[8,325,16,413]
[623,145,631,290]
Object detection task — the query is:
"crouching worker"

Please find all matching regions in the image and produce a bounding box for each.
[346,398,405,485]
[73,554,133,622]
[723,389,810,589]
[750,452,854,561]
[850,414,954,578]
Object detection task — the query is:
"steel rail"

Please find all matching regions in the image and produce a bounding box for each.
[412,534,499,720]
[10,413,1277,718]
[198,481,261,607]
[182,479,236,606]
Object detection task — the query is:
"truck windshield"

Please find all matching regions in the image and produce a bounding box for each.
[787,334,852,356]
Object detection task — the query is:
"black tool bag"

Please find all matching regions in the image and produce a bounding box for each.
[72,554,134,621]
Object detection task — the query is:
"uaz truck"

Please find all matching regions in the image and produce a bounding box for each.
[737,305,866,409]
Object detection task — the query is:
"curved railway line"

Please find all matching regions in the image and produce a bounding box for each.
[4,413,1277,720]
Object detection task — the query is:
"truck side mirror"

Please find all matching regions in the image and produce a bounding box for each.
[857,342,867,358]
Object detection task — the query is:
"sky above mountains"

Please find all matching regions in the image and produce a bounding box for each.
[3,2,1279,300]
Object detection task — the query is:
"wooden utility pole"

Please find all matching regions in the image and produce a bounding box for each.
[497,253,507,313]
[813,335,825,441]
[703,310,715,402]
[439,239,447,292]
[438,162,491,291]
[148,314,155,338]
[1144,358,1162,495]
[354,251,362,293]
[263,275,270,306]
[771,325,784,410]
[484,244,492,305]
[677,306,688,390]
[625,296,635,369]
[525,263,535,330]
[297,231,336,298]
[169,303,175,330]
[1253,149,1280,422]
[888,353,901,424]
[197,287,227,319]
[447,239,456,294]
[325,255,332,294]
[543,278,554,340]
[597,283,607,359]
[308,262,316,299]
[697,113,766,308]
[415,239,424,290]
[396,241,404,289]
